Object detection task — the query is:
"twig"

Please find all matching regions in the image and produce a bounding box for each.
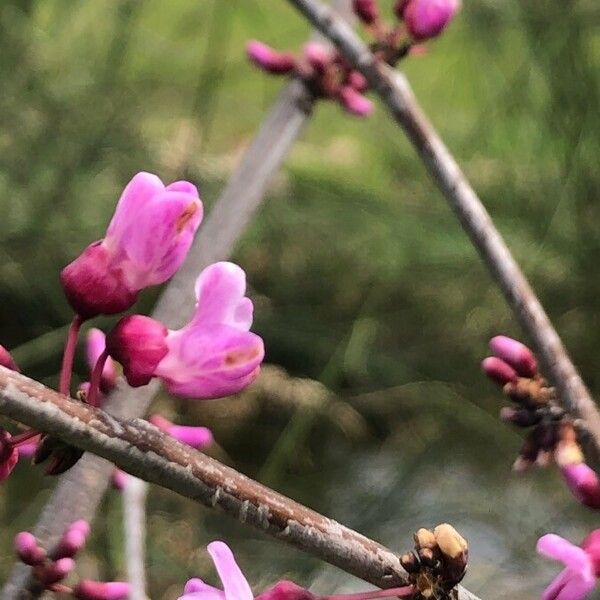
[0,366,481,600]
[284,0,600,472]
[123,477,148,600]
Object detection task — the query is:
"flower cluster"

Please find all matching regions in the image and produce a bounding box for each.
[246,0,460,117]
[15,521,128,599]
[0,171,264,483]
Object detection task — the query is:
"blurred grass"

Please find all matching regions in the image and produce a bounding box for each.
[1,0,600,598]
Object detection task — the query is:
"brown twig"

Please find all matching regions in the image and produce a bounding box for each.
[284,0,600,472]
[0,366,481,600]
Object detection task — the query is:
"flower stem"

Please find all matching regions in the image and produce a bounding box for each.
[59,315,83,396]
[322,587,415,600]
[87,350,109,408]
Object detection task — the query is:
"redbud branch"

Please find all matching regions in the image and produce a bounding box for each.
[122,476,148,600]
[284,0,600,473]
[58,315,83,396]
[0,365,481,600]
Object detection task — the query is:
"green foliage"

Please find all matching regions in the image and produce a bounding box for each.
[0,1,599,598]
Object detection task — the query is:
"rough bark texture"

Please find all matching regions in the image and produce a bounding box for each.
[0,366,480,600]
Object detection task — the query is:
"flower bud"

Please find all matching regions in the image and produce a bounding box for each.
[499,406,542,428]
[111,468,130,491]
[434,523,468,586]
[400,551,420,573]
[561,463,600,510]
[414,527,437,550]
[353,0,379,24]
[0,345,19,372]
[15,532,46,566]
[303,42,331,73]
[0,429,19,482]
[73,580,130,600]
[106,315,168,387]
[149,414,213,449]
[481,356,518,386]
[247,40,296,74]
[489,335,537,378]
[35,557,74,585]
[338,86,374,117]
[256,581,316,600]
[54,520,90,559]
[401,0,461,41]
[347,70,368,93]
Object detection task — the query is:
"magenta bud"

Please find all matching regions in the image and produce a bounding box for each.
[15,532,46,566]
[489,335,538,378]
[55,520,90,559]
[401,0,461,41]
[256,581,316,600]
[352,0,379,24]
[561,463,600,510]
[149,414,213,449]
[61,241,139,319]
[338,86,374,117]
[0,345,19,372]
[73,580,130,600]
[106,315,168,387]
[37,557,75,585]
[303,42,331,72]
[246,40,296,74]
[347,70,368,93]
[481,356,518,386]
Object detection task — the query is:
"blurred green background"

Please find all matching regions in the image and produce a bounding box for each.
[1,0,599,598]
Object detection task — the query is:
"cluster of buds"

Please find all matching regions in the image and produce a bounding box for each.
[246,0,460,117]
[399,524,468,598]
[15,521,128,599]
[481,336,567,471]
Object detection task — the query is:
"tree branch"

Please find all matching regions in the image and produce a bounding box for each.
[0,366,481,600]
[284,0,600,472]
[123,476,148,600]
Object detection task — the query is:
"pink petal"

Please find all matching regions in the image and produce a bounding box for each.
[554,575,596,600]
[179,578,227,600]
[17,440,38,459]
[537,535,592,574]
[169,425,213,449]
[166,181,200,196]
[207,541,253,600]
[156,325,264,399]
[120,190,203,288]
[106,172,165,244]
[86,328,116,392]
[542,569,574,600]
[192,263,253,331]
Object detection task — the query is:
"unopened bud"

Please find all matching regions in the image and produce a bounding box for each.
[0,345,19,372]
[499,407,542,428]
[73,580,130,600]
[481,356,518,386]
[35,557,74,585]
[15,532,46,566]
[417,546,437,567]
[303,42,331,72]
[347,70,368,93]
[55,520,90,559]
[414,528,437,550]
[401,0,461,41]
[400,551,420,573]
[489,335,537,378]
[433,523,468,586]
[246,40,296,75]
[353,0,379,24]
[338,86,374,117]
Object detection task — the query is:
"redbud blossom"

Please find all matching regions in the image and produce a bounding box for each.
[106,315,169,387]
[247,40,296,74]
[15,532,46,566]
[155,262,264,399]
[346,71,368,93]
[55,520,90,559]
[37,557,75,585]
[0,344,19,372]
[86,329,116,393]
[61,172,202,318]
[338,86,374,117]
[352,0,379,24]
[303,42,331,73]
[538,531,600,600]
[401,0,461,41]
[149,414,213,449]
[0,429,19,482]
[489,335,538,378]
[73,580,130,600]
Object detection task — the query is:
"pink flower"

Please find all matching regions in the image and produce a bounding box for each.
[179,541,254,600]
[401,0,461,41]
[489,335,538,378]
[338,86,374,117]
[537,531,600,600]
[61,172,202,319]
[247,41,296,74]
[0,429,19,482]
[0,345,19,372]
[149,414,213,449]
[15,532,46,566]
[107,262,263,399]
[86,328,117,393]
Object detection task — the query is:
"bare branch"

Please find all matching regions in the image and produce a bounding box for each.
[0,366,481,600]
[123,477,148,600]
[284,0,600,472]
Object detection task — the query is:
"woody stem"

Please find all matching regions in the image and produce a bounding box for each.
[322,586,416,600]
